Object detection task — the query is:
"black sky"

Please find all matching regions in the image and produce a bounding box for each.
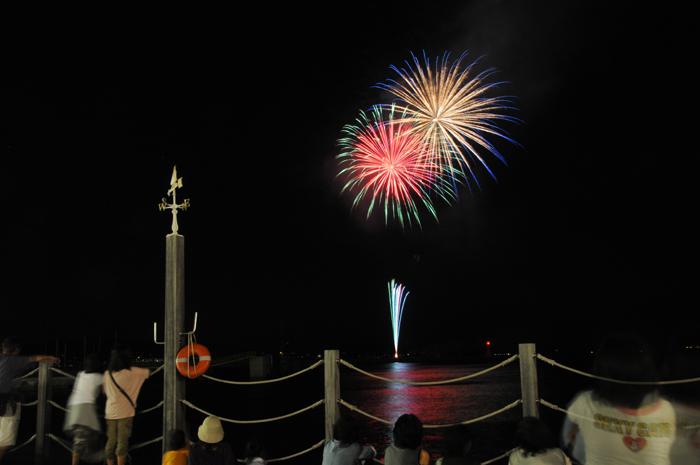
[3,2,695,359]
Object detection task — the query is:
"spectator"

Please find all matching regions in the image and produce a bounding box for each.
[509,417,570,465]
[385,414,430,465]
[243,438,267,465]
[103,344,150,465]
[0,337,59,463]
[64,353,104,465]
[322,416,376,465]
[188,416,236,465]
[661,332,700,465]
[436,424,478,465]
[163,429,189,465]
[562,333,676,464]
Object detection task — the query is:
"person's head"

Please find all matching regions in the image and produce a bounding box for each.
[592,333,658,409]
[333,416,360,445]
[443,424,472,458]
[2,337,22,355]
[84,353,101,374]
[108,344,132,372]
[393,413,423,450]
[244,438,264,458]
[198,416,224,444]
[514,417,557,456]
[166,429,187,452]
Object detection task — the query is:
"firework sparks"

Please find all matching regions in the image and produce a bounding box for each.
[388,279,409,358]
[337,105,455,228]
[375,51,519,191]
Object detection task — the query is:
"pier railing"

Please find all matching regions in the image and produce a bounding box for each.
[13,344,700,464]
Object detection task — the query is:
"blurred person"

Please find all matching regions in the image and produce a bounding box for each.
[508,417,570,465]
[64,353,104,464]
[322,416,376,465]
[661,333,700,464]
[436,424,478,465]
[243,438,266,465]
[163,429,189,465]
[188,416,235,465]
[562,333,676,464]
[103,344,150,465]
[385,413,430,465]
[0,337,59,463]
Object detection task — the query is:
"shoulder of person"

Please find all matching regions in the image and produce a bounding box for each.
[131,366,150,376]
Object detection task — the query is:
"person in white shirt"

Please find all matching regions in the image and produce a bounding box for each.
[65,353,104,465]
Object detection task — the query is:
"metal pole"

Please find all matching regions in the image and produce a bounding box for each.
[163,234,186,454]
[518,343,539,418]
[35,359,53,464]
[324,350,340,441]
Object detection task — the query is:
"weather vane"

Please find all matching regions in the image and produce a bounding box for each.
[158,166,190,235]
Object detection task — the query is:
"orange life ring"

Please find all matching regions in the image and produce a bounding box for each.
[176,343,211,378]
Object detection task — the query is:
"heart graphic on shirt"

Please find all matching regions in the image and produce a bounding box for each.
[623,436,646,452]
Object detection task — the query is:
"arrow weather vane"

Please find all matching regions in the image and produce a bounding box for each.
[158,166,191,235]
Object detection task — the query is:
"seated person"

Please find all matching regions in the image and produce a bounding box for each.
[322,416,376,465]
[163,429,189,465]
[189,416,236,465]
[384,414,430,465]
[509,417,570,465]
[436,424,478,465]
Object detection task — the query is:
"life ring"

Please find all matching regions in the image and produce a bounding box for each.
[176,343,211,378]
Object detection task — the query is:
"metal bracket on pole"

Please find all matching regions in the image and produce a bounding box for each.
[155,312,197,345]
[181,312,198,336]
[154,323,164,345]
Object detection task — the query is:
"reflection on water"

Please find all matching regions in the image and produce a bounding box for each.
[340,362,523,462]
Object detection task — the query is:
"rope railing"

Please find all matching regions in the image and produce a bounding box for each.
[48,398,163,415]
[538,398,583,420]
[46,364,164,380]
[182,399,325,424]
[339,354,519,386]
[130,435,164,451]
[14,367,39,380]
[537,354,700,385]
[150,364,165,375]
[481,447,518,465]
[48,433,73,452]
[6,434,36,454]
[140,400,164,414]
[50,367,76,379]
[47,431,163,458]
[339,399,522,428]
[262,439,326,462]
[202,360,324,385]
[48,400,69,412]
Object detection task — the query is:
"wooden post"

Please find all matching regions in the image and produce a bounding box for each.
[519,343,539,418]
[163,234,186,454]
[324,350,340,441]
[35,359,52,464]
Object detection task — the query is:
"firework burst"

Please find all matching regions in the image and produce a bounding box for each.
[375,51,520,191]
[336,104,455,228]
[388,279,409,358]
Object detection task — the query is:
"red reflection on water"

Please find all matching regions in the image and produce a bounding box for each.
[341,362,522,462]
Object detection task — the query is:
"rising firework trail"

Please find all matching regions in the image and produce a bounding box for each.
[337,104,456,228]
[388,279,409,358]
[375,51,520,192]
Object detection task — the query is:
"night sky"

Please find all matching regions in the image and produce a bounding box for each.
[4,3,694,360]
